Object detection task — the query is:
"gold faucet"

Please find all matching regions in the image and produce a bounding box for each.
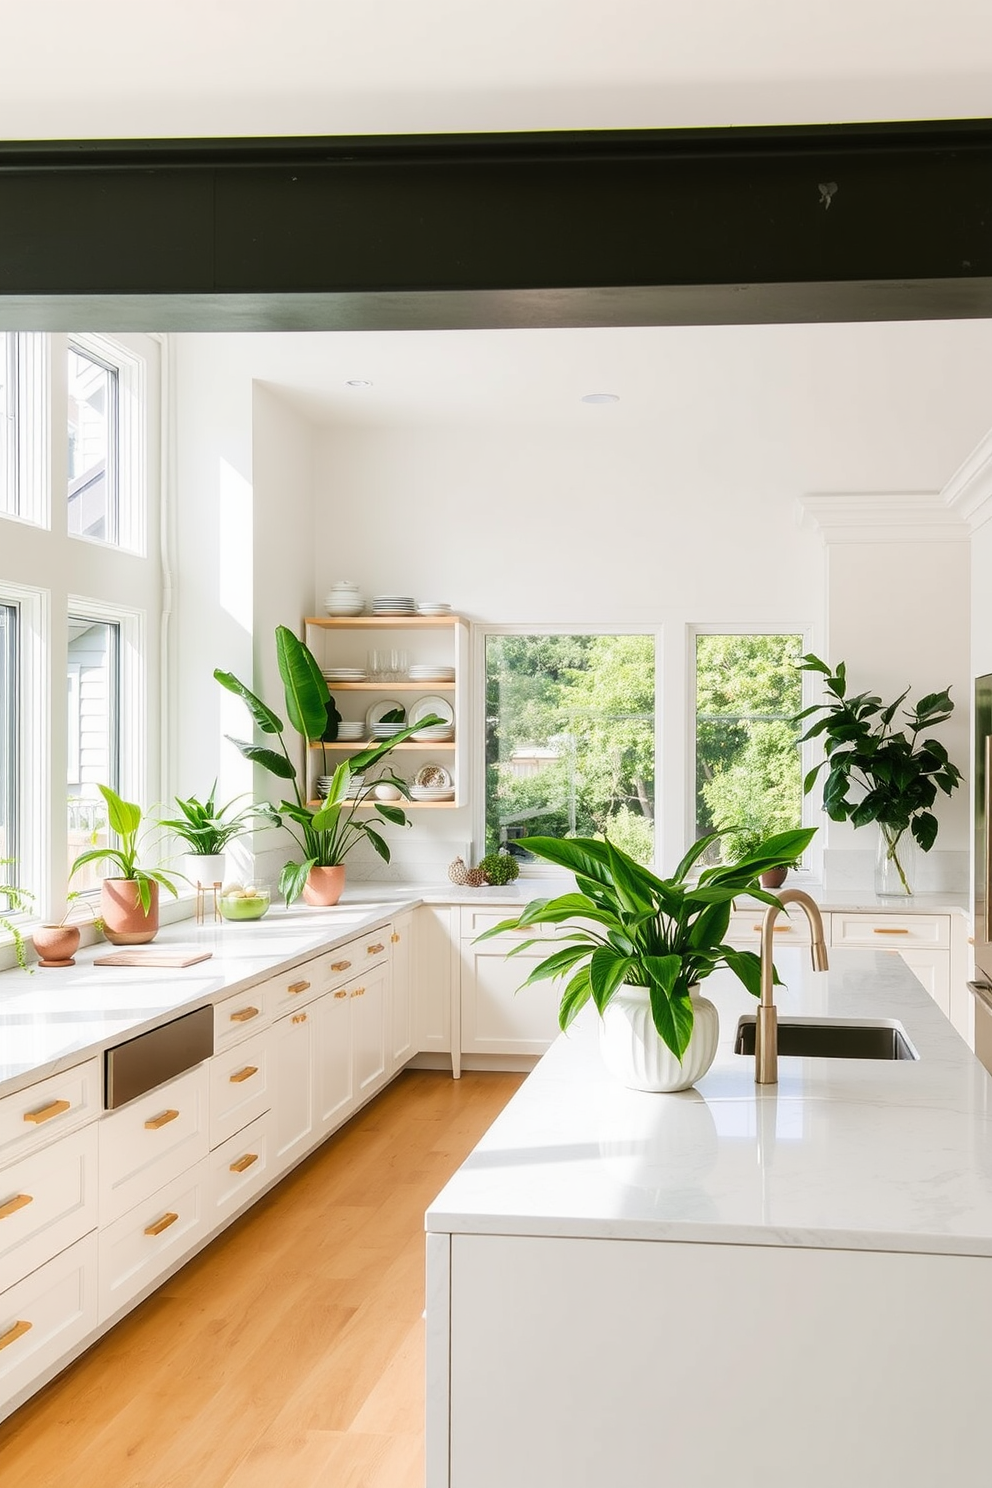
[755,888,829,1084]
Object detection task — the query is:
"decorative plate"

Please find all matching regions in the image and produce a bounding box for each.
[365,698,405,729]
[414,762,452,789]
[410,695,454,726]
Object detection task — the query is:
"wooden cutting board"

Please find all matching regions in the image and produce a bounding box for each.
[93,950,214,968]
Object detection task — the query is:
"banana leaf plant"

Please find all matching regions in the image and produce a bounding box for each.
[215,625,444,905]
[475,826,817,1061]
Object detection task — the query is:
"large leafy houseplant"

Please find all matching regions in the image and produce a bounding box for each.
[215,625,443,905]
[69,785,184,912]
[794,655,962,895]
[157,784,267,856]
[476,826,816,1060]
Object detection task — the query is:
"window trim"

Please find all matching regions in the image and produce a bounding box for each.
[67,333,146,555]
[0,333,49,529]
[0,582,48,919]
[66,597,145,846]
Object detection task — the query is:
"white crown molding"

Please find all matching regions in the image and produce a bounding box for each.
[941,425,992,532]
[797,491,969,545]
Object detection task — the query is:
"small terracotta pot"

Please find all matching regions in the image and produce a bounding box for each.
[101,879,160,944]
[32,924,81,967]
[760,866,789,890]
[302,865,346,906]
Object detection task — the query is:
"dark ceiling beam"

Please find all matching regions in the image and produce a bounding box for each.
[1,122,991,328]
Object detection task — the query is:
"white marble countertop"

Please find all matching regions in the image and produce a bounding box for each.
[426,947,992,1257]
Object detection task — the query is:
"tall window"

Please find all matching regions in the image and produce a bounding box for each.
[67,616,120,891]
[694,632,804,861]
[0,603,16,883]
[0,335,18,518]
[485,633,655,864]
[67,344,119,543]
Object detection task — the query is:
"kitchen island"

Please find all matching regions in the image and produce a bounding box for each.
[425,948,992,1488]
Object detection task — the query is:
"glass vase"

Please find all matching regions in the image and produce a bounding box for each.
[874,823,916,897]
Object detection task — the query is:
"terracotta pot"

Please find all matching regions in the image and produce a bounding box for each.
[760,866,789,890]
[101,879,160,944]
[32,923,81,967]
[302,865,346,906]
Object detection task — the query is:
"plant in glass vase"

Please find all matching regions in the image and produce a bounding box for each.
[794,655,963,896]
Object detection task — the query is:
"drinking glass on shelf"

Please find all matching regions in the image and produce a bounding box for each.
[367,648,384,681]
[391,648,409,681]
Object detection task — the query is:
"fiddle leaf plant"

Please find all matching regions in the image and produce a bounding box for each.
[475,826,816,1061]
[793,655,963,894]
[215,625,443,905]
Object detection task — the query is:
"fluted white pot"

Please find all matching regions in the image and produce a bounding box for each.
[599,984,720,1093]
[181,853,226,888]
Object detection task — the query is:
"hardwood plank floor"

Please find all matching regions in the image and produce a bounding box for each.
[0,1070,523,1488]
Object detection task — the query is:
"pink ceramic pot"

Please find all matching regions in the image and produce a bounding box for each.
[101,879,160,944]
[32,924,81,967]
[759,867,789,890]
[302,865,346,906]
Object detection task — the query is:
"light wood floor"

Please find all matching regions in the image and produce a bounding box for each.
[0,1069,524,1488]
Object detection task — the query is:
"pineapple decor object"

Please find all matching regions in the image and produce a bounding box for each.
[447,852,520,887]
[463,867,488,887]
[448,856,469,885]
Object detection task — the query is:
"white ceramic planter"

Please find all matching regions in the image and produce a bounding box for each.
[181,853,226,887]
[599,984,720,1093]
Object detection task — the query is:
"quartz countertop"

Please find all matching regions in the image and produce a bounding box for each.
[426,947,992,1257]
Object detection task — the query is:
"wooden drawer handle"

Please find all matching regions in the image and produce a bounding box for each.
[287,979,310,995]
[367,942,385,955]
[873,926,911,935]
[350,986,366,998]
[390,932,400,943]
[0,1193,33,1222]
[333,990,348,1000]
[23,1098,71,1125]
[144,1211,179,1237]
[229,1065,258,1084]
[229,1152,258,1174]
[144,1109,179,1130]
[0,1320,32,1352]
[330,960,352,972]
[230,1006,260,1023]
[752,924,792,933]
[292,1012,308,1025]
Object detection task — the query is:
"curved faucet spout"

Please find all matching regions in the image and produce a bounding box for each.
[755,889,829,1085]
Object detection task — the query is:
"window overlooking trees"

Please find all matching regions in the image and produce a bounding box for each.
[694,632,804,861]
[485,633,655,864]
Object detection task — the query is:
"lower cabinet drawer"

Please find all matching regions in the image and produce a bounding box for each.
[0,1057,102,1167]
[830,913,950,950]
[208,1113,272,1228]
[727,910,812,946]
[98,1160,209,1323]
[213,984,271,1052]
[1,1125,99,1292]
[99,1065,209,1225]
[0,1232,98,1409]
[209,1031,271,1148]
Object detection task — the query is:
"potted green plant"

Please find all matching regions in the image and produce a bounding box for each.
[794,655,963,896]
[725,823,802,889]
[158,784,267,887]
[0,864,34,971]
[476,825,815,1091]
[215,625,444,906]
[70,785,184,944]
[31,890,100,967]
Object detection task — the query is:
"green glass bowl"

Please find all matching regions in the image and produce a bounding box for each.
[218,890,270,922]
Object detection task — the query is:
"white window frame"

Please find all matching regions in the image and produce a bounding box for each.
[474,622,661,877]
[687,622,819,881]
[67,597,145,821]
[68,333,146,556]
[0,582,48,926]
[0,333,49,529]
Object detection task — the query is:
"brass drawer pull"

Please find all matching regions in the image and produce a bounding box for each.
[0,1320,32,1352]
[367,942,385,955]
[390,932,400,943]
[229,1152,258,1174]
[230,1006,260,1023]
[752,924,792,933]
[229,1065,258,1084]
[292,1012,308,1025]
[872,926,911,935]
[0,1194,33,1222]
[351,986,366,998]
[287,979,310,995]
[23,1098,71,1125]
[330,960,352,972]
[333,990,348,1000]
[144,1211,179,1237]
[144,1109,179,1131]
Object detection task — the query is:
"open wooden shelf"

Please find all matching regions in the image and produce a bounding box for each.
[309,741,455,751]
[305,615,462,627]
[307,798,458,809]
[322,681,456,690]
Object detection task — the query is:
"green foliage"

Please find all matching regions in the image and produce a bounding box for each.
[0,862,34,971]
[69,786,183,913]
[215,626,443,905]
[157,783,268,855]
[478,852,520,886]
[794,654,963,890]
[476,826,817,1061]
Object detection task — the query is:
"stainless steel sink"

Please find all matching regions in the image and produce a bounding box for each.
[734,1016,918,1062]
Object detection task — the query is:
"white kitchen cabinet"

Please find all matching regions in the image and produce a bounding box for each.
[208,1029,271,1149]
[390,910,415,1071]
[313,983,354,1131]
[0,1056,102,1166]
[0,1233,98,1408]
[270,1005,316,1172]
[208,1113,273,1228]
[0,1125,98,1291]
[829,910,958,1030]
[416,905,454,1059]
[98,1063,210,1227]
[98,1160,209,1322]
[353,959,389,1099]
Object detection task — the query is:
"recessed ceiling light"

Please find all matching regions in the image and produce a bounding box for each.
[581,392,619,404]
[346,379,373,388]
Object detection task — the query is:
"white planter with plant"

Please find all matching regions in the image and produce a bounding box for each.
[158,784,266,888]
[477,826,815,1092]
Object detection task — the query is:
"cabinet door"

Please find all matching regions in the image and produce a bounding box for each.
[270,1008,315,1171]
[390,912,415,1070]
[352,961,388,1100]
[460,944,562,1056]
[894,949,951,1019]
[314,985,354,1133]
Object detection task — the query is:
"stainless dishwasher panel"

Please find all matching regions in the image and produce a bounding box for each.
[105,1005,214,1109]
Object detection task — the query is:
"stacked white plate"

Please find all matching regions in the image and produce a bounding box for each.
[416,602,452,615]
[323,667,367,683]
[410,725,454,742]
[409,784,455,802]
[409,664,455,683]
[336,721,365,741]
[324,581,365,616]
[316,773,365,799]
[372,722,406,738]
[372,595,416,615]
